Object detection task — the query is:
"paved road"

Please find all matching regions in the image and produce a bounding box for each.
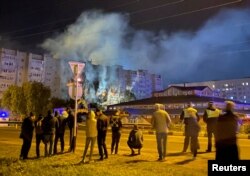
[1,127,250,160]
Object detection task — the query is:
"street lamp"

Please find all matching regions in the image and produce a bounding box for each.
[68,61,85,152]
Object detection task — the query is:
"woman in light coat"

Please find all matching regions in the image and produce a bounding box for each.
[82,110,97,163]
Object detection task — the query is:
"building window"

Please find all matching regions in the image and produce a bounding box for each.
[242,82,245,86]
[224,84,228,87]
[246,82,249,86]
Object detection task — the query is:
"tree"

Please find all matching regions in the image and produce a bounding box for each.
[1,85,26,115]
[23,82,51,116]
[1,82,51,117]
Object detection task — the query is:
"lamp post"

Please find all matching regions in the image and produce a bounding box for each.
[68,61,85,152]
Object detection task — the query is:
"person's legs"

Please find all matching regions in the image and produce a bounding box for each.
[111,132,115,154]
[115,131,121,154]
[207,125,212,152]
[82,137,91,162]
[54,134,59,154]
[182,125,190,152]
[97,133,103,159]
[191,134,198,158]
[89,137,96,161]
[162,133,167,159]
[49,134,55,156]
[60,133,65,153]
[156,133,162,160]
[36,135,41,157]
[103,131,108,158]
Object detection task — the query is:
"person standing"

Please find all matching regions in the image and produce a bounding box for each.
[127,124,143,155]
[203,101,221,152]
[81,110,97,163]
[54,111,67,154]
[67,109,75,152]
[185,105,201,158]
[42,110,58,157]
[110,110,122,154]
[96,108,108,160]
[151,104,171,161]
[215,101,240,160]
[34,114,44,158]
[180,102,200,153]
[19,112,35,160]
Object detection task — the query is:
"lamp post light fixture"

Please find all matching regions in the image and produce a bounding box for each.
[68,61,85,152]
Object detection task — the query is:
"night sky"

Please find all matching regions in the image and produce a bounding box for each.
[0,0,250,86]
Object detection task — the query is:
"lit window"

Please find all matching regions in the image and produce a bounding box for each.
[225,84,228,87]
[212,85,215,88]
[230,96,234,100]
[246,82,249,86]
[244,96,246,99]
[242,83,245,86]
[226,88,229,91]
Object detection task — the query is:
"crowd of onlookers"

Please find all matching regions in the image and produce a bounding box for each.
[19,100,241,162]
[19,107,144,163]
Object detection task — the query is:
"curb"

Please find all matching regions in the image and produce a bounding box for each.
[147,131,250,139]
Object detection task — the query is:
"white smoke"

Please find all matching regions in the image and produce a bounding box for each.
[42,8,250,101]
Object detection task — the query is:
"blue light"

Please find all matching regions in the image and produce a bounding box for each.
[0,110,8,118]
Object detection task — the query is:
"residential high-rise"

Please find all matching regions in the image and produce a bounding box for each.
[0,48,60,98]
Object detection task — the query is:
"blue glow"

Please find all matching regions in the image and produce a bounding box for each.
[0,110,9,118]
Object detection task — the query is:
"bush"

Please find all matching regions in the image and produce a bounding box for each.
[243,124,250,134]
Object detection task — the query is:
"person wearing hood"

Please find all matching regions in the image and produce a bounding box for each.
[96,108,108,160]
[81,110,97,163]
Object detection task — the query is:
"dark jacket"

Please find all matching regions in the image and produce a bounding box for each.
[127,129,143,148]
[56,115,67,134]
[110,115,122,132]
[34,116,43,135]
[97,114,108,132]
[215,111,239,146]
[42,114,58,135]
[67,112,74,129]
[20,116,34,141]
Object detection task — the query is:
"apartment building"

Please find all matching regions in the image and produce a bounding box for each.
[171,78,250,103]
[0,48,60,98]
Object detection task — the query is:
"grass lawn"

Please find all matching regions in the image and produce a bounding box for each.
[0,127,208,176]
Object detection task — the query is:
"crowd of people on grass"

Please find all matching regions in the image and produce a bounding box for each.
[19,100,241,162]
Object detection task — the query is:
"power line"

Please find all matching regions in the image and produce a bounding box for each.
[133,0,243,26]
[130,0,184,15]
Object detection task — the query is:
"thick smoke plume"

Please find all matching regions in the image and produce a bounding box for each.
[42,9,250,101]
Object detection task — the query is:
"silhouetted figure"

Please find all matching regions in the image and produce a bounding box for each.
[67,109,75,152]
[34,114,44,158]
[96,109,108,160]
[54,111,67,154]
[110,110,122,154]
[180,102,200,154]
[151,104,171,161]
[42,110,58,156]
[215,101,240,160]
[203,101,221,152]
[20,112,35,160]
